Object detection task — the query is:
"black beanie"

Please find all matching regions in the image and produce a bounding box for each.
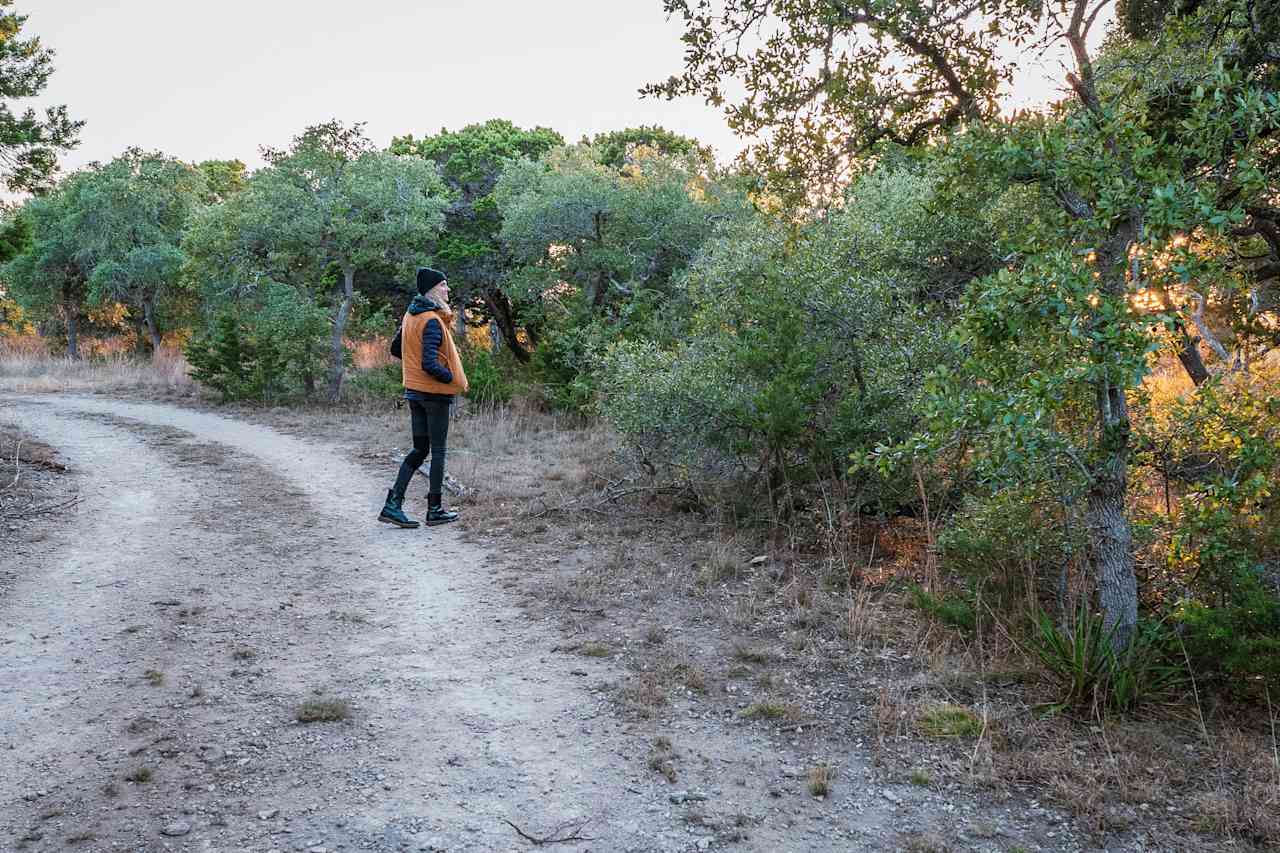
[416,267,446,294]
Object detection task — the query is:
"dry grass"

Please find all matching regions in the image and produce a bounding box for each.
[123,766,152,784]
[0,337,197,395]
[295,697,351,723]
[807,764,834,797]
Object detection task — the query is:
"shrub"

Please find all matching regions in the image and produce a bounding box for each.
[464,345,514,407]
[185,283,328,402]
[907,584,976,632]
[1028,605,1182,715]
[938,484,1082,617]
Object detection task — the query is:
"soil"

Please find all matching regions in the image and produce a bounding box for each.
[0,394,1126,852]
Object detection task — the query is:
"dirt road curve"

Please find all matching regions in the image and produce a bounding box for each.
[1,396,897,853]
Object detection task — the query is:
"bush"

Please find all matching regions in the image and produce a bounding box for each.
[1029,606,1183,715]
[1138,373,1280,690]
[185,283,328,402]
[938,484,1083,616]
[907,584,976,632]
[464,345,514,407]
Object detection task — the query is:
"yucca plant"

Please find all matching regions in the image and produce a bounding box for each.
[1029,601,1183,716]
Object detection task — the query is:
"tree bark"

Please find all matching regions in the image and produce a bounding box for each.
[142,296,163,356]
[1174,324,1209,386]
[62,284,80,360]
[484,287,530,363]
[326,267,356,402]
[1090,234,1140,652]
[1087,382,1138,652]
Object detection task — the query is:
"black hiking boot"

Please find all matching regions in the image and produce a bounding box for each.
[425,494,459,527]
[378,489,420,529]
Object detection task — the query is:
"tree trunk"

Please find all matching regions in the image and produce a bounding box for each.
[326,267,356,402]
[484,287,530,363]
[62,287,80,360]
[1087,394,1138,653]
[1174,326,1209,386]
[455,300,467,342]
[1091,240,1140,652]
[142,297,163,356]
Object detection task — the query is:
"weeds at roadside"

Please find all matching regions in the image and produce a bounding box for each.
[648,736,678,783]
[66,831,96,844]
[918,704,983,739]
[142,669,164,686]
[807,764,833,797]
[295,698,351,723]
[124,767,152,784]
[579,642,612,658]
[231,646,256,660]
[732,644,770,665]
[739,701,801,722]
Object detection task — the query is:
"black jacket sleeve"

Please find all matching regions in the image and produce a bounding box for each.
[421,318,454,384]
[389,324,403,360]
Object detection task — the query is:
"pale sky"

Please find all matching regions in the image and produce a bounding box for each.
[26,1,1106,175]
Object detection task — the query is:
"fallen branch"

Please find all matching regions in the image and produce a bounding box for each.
[501,818,593,846]
[0,494,80,521]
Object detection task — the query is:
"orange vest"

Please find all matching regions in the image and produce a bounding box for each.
[401,309,468,396]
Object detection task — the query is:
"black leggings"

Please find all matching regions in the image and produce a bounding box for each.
[392,398,451,501]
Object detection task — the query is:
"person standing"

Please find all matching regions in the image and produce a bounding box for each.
[379,267,469,529]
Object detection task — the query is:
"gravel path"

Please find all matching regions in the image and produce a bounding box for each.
[1,395,909,852]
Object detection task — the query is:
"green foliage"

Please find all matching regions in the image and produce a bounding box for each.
[463,346,513,408]
[938,485,1083,612]
[646,0,1040,203]
[0,1,82,191]
[602,162,971,507]
[348,363,403,402]
[906,585,976,632]
[185,282,328,402]
[1029,606,1183,716]
[184,121,450,399]
[76,149,208,347]
[1139,374,1280,688]
[389,119,564,356]
[589,125,713,171]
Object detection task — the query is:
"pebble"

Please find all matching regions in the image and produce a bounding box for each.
[258,808,280,820]
[161,820,192,837]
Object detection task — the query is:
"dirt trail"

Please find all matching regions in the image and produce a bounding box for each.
[1,395,906,852]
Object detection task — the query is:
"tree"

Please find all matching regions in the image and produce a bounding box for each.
[589,125,714,171]
[0,208,30,334]
[0,1,82,192]
[644,0,1038,205]
[196,159,247,203]
[496,144,739,313]
[76,150,207,354]
[187,121,450,400]
[3,172,91,356]
[389,119,563,361]
[654,0,1280,649]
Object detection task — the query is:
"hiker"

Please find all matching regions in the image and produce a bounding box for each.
[379,267,469,529]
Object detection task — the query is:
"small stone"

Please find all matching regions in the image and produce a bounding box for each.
[161,820,192,837]
[258,808,280,820]
[882,789,902,805]
[21,791,38,802]
[749,554,768,565]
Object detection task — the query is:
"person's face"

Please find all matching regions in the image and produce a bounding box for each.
[432,280,449,304]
